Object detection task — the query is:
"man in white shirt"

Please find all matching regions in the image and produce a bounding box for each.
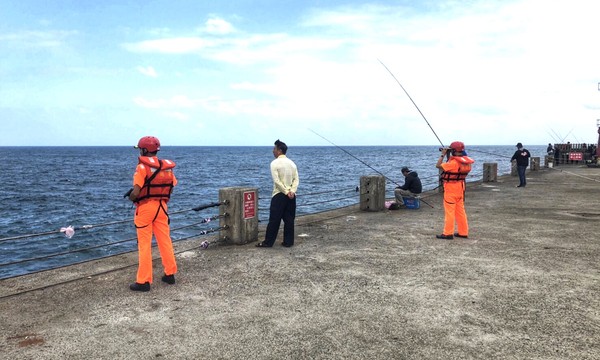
[256,139,300,248]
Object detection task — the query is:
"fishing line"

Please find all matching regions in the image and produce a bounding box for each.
[308,129,435,208]
[562,127,575,143]
[467,148,511,159]
[378,60,519,162]
[308,129,401,187]
[377,59,445,148]
[549,167,600,183]
[546,130,560,143]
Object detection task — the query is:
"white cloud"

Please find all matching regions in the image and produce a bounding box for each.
[163,111,190,121]
[133,95,204,110]
[0,30,77,48]
[136,66,158,77]
[123,37,213,54]
[203,17,236,35]
[133,96,165,109]
[27,0,598,146]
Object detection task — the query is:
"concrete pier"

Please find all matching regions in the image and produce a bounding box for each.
[359,174,385,211]
[2,166,600,359]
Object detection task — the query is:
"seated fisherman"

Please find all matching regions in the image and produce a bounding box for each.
[394,166,422,205]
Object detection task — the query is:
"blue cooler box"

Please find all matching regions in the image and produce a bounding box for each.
[402,196,420,209]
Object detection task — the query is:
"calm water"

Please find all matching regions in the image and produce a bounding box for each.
[0,145,545,278]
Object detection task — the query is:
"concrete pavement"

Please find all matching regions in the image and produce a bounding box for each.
[1,165,600,359]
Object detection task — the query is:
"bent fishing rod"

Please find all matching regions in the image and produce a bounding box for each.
[379,61,513,161]
[378,59,446,149]
[309,129,435,208]
[308,129,401,187]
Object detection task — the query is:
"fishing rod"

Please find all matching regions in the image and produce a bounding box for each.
[308,129,401,187]
[546,130,560,143]
[550,128,563,143]
[467,148,512,159]
[308,129,435,208]
[562,127,575,143]
[377,59,445,148]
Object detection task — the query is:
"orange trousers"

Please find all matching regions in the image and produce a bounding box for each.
[442,183,469,236]
[134,200,177,284]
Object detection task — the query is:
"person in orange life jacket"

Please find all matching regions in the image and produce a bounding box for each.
[435,141,475,240]
[256,139,299,248]
[510,142,531,188]
[128,136,178,292]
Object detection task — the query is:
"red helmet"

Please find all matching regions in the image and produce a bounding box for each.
[135,136,161,152]
[449,141,465,152]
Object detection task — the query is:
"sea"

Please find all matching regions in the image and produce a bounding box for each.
[0,145,546,279]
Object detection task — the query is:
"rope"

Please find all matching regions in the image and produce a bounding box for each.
[0,202,224,244]
[192,201,225,212]
[468,148,512,159]
[0,215,227,268]
[548,167,600,183]
[0,230,227,299]
[298,193,359,207]
[300,187,358,197]
[0,236,138,267]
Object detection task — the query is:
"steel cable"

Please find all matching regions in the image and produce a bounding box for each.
[0,215,227,268]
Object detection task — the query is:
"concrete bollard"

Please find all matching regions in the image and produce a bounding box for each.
[511,160,517,176]
[360,175,385,211]
[218,187,259,245]
[483,163,498,182]
[544,156,554,168]
[530,157,540,171]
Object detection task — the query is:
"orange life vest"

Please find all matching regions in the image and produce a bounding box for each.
[135,157,176,204]
[440,156,475,182]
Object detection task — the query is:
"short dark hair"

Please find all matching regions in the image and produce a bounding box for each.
[274,139,287,154]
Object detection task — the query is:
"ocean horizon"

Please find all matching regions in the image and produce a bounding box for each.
[0,145,547,278]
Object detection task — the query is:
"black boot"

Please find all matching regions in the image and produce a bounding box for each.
[161,274,175,285]
[129,282,150,292]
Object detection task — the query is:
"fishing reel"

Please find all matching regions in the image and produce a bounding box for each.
[123,188,133,199]
[438,147,451,152]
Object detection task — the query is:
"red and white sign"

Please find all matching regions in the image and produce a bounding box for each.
[243,191,256,219]
[569,152,583,161]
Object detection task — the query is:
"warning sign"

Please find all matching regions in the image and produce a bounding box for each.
[243,191,256,219]
[569,152,583,161]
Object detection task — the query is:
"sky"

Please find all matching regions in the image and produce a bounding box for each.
[1,0,599,147]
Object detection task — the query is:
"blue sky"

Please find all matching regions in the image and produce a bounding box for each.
[1,0,599,146]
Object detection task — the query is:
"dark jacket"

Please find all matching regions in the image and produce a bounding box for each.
[398,171,422,194]
[511,148,531,167]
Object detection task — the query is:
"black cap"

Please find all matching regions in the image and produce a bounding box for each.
[401,166,410,173]
[516,142,523,147]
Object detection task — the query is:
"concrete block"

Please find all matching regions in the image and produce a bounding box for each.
[219,187,259,245]
[360,175,385,211]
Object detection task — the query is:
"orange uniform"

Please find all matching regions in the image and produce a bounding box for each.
[133,156,178,284]
[440,155,474,237]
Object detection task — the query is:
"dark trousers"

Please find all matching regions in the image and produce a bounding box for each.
[264,193,296,246]
[517,165,527,186]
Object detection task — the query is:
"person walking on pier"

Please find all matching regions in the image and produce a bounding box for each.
[256,139,299,248]
[128,136,178,292]
[435,141,475,240]
[511,142,531,188]
[394,166,422,206]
